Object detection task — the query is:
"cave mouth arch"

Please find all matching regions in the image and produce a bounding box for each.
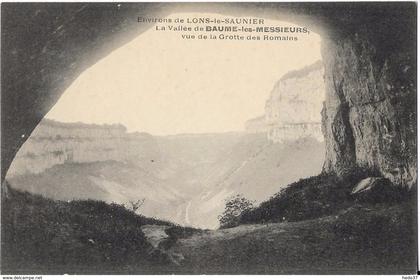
[2,2,416,188]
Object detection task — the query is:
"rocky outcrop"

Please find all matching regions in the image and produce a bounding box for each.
[245,61,325,142]
[266,61,324,125]
[257,60,325,143]
[321,33,417,188]
[351,177,390,195]
[351,177,405,203]
[6,119,157,177]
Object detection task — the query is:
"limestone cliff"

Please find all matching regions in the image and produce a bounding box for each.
[6,119,158,177]
[321,34,417,188]
[246,60,325,143]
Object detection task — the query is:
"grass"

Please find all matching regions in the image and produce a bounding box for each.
[169,201,417,274]
[159,225,204,250]
[238,170,414,225]
[1,187,175,274]
[2,170,417,274]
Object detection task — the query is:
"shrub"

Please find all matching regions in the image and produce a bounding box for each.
[238,170,375,225]
[126,198,145,213]
[218,194,255,229]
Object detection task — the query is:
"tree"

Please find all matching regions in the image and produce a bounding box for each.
[127,198,145,214]
[218,194,255,228]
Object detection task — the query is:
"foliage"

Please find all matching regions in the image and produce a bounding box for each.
[218,194,255,229]
[127,198,145,213]
[238,169,396,225]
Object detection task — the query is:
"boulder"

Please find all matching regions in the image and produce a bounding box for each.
[352,177,386,194]
[351,177,404,203]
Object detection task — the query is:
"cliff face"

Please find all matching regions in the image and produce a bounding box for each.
[266,61,324,125]
[6,119,158,177]
[248,60,325,143]
[321,34,417,188]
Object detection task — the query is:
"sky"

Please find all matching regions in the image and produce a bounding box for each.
[46,13,321,135]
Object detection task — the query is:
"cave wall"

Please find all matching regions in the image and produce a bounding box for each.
[321,26,417,187]
[1,3,417,187]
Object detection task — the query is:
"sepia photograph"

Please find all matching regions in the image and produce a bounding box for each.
[0,1,417,276]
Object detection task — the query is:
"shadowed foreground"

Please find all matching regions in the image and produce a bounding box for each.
[1,187,200,274]
[168,202,416,274]
[1,173,417,274]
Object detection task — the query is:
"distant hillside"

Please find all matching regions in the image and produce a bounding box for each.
[186,136,325,229]
[7,161,186,222]
[7,119,158,177]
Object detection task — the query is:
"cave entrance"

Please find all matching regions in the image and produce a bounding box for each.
[8,13,325,228]
[2,3,337,182]
[6,10,329,229]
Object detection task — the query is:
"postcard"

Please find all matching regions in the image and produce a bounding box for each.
[1,2,417,275]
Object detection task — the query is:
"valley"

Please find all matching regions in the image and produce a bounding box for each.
[7,130,324,229]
